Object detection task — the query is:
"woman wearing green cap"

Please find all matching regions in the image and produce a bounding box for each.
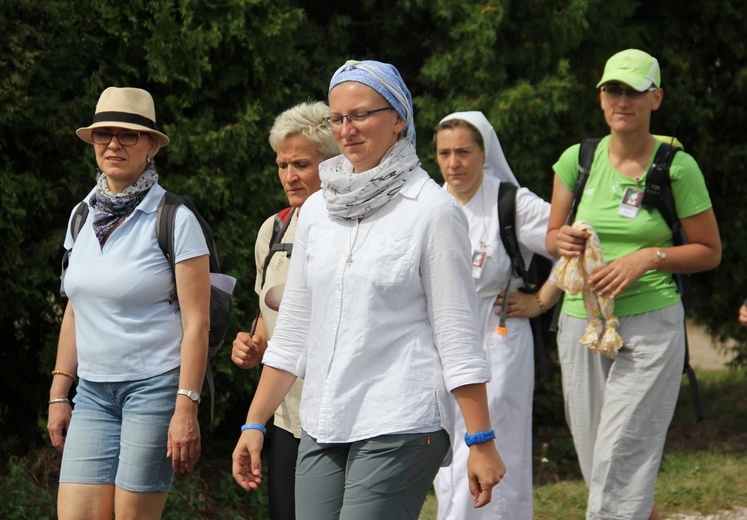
[546,49,721,519]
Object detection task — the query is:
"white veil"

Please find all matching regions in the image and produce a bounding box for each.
[439,111,519,187]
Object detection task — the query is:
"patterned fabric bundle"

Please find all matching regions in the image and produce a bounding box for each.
[554,220,623,358]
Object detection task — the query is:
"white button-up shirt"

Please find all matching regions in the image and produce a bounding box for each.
[263,168,490,443]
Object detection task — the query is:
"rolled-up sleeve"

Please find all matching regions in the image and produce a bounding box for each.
[421,199,490,391]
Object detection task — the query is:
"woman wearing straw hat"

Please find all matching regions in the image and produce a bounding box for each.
[47,87,210,519]
[232,60,506,519]
[432,112,559,520]
[547,49,721,519]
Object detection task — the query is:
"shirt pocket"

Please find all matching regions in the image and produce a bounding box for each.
[306,229,338,273]
[360,238,417,287]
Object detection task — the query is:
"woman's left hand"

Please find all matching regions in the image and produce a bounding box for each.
[493,292,542,319]
[589,248,657,299]
[167,402,201,473]
[467,442,507,508]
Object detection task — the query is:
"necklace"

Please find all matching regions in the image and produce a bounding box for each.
[347,217,377,266]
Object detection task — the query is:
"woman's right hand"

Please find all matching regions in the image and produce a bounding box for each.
[232,430,265,491]
[555,224,588,257]
[48,402,72,452]
[231,331,265,369]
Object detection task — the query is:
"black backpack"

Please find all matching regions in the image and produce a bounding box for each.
[60,192,234,422]
[496,182,554,379]
[559,137,703,421]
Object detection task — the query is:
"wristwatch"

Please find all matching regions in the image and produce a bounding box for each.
[176,389,201,404]
[656,248,667,269]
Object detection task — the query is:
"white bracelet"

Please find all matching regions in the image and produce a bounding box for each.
[48,398,70,405]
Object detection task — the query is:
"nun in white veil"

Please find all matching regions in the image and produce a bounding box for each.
[433,111,556,520]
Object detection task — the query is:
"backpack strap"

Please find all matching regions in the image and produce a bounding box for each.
[642,143,702,421]
[251,207,296,337]
[156,192,181,304]
[567,137,601,225]
[550,137,602,332]
[497,182,548,379]
[259,207,295,290]
[60,201,90,298]
[156,191,226,424]
[498,182,530,288]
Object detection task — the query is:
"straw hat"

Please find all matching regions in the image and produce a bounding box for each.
[76,87,170,147]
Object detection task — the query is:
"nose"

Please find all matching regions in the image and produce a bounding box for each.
[447,153,459,169]
[340,117,357,137]
[107,135,123,149]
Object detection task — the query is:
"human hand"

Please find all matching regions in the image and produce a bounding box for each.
[555,224,587,257]
[231,331,265,369]
[467,442,506,508]
[47,402,72,452]
[739,304,747,327]
[232,430,265,491]
[167,403,201,473]
[493,292,542,319]
[589,248,657,299]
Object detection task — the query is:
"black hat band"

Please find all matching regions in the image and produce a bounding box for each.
[92,111,161,132]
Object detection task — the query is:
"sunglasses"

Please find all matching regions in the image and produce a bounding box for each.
[91,131,142,147]
[601,83,658,100]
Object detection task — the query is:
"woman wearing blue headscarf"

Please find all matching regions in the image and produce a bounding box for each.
[232,60,506,519]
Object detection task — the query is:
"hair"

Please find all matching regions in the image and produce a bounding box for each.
[432,118,484,152]
[268,101,339,159]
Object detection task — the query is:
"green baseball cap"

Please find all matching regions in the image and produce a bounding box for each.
[596,49,661,91]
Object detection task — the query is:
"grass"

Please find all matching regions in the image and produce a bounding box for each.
[2,370,745,519]
[420,369,747,519]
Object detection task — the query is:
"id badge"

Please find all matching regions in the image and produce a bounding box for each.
[472,248,487,279]
[619,187,643,218]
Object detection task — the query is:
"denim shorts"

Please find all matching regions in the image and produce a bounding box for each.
[59,367,180,492]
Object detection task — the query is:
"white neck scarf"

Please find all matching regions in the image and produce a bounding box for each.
[320,140,420,219]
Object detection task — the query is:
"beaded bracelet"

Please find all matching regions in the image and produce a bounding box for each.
[51,370,77,382]
[534,293,547,314]
[240,423,267,435]
[48,398,70,405]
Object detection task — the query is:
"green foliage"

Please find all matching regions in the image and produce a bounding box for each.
[0,455,57,519]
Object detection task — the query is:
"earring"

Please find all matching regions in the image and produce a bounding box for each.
[146,154,152,163]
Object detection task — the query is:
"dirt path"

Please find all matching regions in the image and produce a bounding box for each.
[665,322,742,520]
[685,319,734,370]
[668,506,747,520]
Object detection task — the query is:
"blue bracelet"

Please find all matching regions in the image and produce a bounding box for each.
[464,429,496,447]
[240,423,267,435]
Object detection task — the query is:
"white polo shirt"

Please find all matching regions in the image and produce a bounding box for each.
[63,183,209,382]
[264,168,490,444]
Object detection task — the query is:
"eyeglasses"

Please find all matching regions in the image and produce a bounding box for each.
[91,131,142,147]
[323,107,395,129]
[601,84,658,100]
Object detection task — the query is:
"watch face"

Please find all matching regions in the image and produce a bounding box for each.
[179,389,200,402]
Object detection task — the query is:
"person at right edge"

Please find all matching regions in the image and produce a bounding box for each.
[546,49,721,520]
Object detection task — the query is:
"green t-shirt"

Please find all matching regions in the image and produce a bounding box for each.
[553,136,712,318]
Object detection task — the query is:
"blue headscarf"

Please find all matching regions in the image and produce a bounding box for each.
[329,60,416,146]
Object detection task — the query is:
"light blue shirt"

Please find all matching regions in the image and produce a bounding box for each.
[264,169,490,444]
[63,183,209,382]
